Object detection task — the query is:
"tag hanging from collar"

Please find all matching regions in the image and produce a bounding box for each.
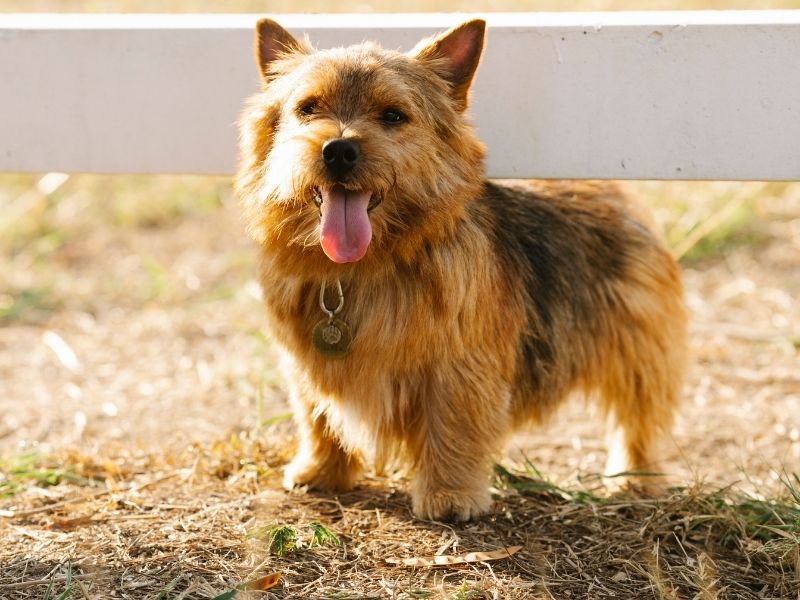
[312,278,352,358]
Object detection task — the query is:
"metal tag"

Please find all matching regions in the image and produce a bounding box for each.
[312,317,352,358]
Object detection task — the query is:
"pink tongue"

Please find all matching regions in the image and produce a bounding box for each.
[319,186,373,263]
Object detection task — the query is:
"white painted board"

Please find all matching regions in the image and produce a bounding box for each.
[1,12,799,179]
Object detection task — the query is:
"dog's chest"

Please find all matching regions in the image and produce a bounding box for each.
[261,272,462,378]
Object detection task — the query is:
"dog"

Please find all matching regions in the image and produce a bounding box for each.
[236,18,687,521]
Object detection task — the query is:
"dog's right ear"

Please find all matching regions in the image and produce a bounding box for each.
[255,19,307,81]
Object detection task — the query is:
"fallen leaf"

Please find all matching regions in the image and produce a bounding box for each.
[246,572,281,591]
[50,515,97,530]
[386,545,522,567]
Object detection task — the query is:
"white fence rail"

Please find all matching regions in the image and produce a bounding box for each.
[1,12,799,179]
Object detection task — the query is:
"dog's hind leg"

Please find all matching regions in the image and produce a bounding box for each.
[601,320,686,492]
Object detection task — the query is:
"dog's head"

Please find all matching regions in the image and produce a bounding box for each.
[237,19,486,271]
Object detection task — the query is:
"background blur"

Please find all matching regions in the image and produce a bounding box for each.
[1,0,799,491]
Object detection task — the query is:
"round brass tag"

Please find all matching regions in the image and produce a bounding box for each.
[312,317,352,358]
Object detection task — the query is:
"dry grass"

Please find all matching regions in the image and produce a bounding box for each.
[2,2,800,598]
[0,433,798,599]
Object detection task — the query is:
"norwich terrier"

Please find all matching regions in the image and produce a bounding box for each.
[236,18,687,521]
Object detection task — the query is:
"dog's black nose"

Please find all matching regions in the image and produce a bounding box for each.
[322,138,360,178]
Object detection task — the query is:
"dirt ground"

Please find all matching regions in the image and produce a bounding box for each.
[1,177,799,598]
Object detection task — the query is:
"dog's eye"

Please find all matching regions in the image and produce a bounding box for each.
[298,100,318,117]
[380,108,406,125]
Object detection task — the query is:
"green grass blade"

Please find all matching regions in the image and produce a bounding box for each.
[53,561,73,600]
[246,524,298,556]
[209,589,238,600]
[308,521,341,548]
[42,578,55,600]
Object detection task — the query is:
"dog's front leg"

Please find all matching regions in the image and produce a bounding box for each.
[408,362,511,521]
[282,376,363,492]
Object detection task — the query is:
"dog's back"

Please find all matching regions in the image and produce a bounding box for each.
[476,180,686,474]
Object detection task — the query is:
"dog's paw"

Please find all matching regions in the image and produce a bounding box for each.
[411,487,491,522]
[603,471,669,497]
[282,456,357,493]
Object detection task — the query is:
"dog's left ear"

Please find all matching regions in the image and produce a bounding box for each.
[412,19,486,111]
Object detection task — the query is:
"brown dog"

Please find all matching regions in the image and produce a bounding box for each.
[236,19,687,521]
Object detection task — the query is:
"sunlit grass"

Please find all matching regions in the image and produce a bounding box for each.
[0,174,241,323]
[0,174,228,256]
[633,181,797,262]
[2,174,798,327]
[3,177,794,262]
[0,453,90,498]
[494,461,800,546]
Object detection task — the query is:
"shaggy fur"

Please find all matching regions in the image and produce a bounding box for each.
[236,18,687,521]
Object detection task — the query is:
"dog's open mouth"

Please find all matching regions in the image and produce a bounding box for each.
[316,185,375,263]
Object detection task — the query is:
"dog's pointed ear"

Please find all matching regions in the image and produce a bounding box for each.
[255,18,307,81]
[412,19,486,111]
